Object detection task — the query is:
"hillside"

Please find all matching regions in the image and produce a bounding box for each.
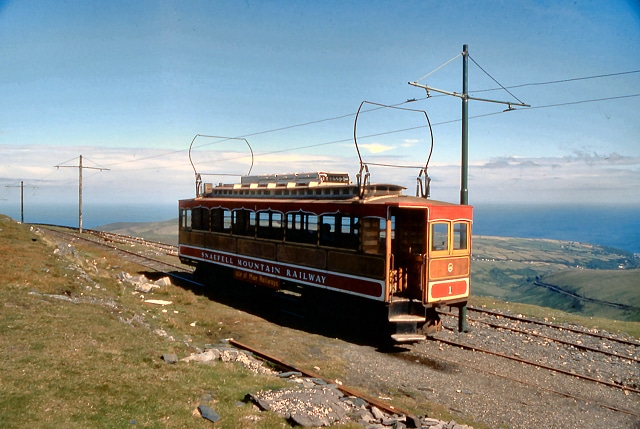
[95,218,178,245]
[96,220,640,322]
[472,236,640,321]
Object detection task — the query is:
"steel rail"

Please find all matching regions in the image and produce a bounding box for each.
[467,306,640,348]
[434,334,640,395]
[228,339,415,418]
[403,348,640,418]
[87,229,178,255]
[439,310,639,364]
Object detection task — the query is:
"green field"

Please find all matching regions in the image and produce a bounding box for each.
[472,236,640,321]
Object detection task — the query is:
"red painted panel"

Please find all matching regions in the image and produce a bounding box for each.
[430,280,468,300]
[179,245,384,299]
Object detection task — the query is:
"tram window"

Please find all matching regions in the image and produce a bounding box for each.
[341,216,359,249]
[319,214,359,250]
[257,210,284,240]
[286,212,318,244]
[181,209,191,230]
[191,207,210,231]
[211,208,231,233]
[232,209,255,236]
[431,222,449,252]
[211,209,222,231]
[453,222,469,251]
[319,214,336,246]
[341,217,351,234]
[223,210,232,232]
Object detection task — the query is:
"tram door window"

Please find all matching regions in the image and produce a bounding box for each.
[453,222,469,252]
[430,223,449,253]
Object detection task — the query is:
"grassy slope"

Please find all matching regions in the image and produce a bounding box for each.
[0,216,292,428]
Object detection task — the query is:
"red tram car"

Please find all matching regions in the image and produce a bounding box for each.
[178,171,472,342]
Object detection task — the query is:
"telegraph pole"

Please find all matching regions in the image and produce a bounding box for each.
[409,44,529,333]
[55,155,109,233]
[5,181,37,223]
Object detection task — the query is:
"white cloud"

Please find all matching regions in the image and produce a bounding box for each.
[359,143,395,154]
[1,144,638,213]
[401,139,420,148]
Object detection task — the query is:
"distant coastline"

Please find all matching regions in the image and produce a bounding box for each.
[1,202,638,254]
[472,203,640,255]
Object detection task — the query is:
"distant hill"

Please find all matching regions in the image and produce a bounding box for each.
[95,218,178,245]
[472,236,640,321]
[96,220,640,321]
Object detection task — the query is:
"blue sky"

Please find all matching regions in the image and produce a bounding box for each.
[1,0,639,219]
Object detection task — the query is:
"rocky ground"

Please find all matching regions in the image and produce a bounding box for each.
[160,310,640,429]
[341,333,639,428]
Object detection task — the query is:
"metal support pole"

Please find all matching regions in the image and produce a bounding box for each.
[459,44,469,333]
[20,181,24,223]
[79,155,83,234]
[461,44,469,206]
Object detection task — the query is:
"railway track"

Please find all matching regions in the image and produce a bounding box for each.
[468,306,640,349]
[432,306,639,393]
[403,304,640,417]
[438,307,639,366]
[36,225,195,285]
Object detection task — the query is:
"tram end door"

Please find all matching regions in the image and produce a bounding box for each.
[386,207,434,342]
[389,207,428,301]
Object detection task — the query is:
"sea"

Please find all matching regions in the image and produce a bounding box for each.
[1,202,639,255]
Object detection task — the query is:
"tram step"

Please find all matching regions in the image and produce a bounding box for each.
[388,314,427,323]
[391,333,427,343]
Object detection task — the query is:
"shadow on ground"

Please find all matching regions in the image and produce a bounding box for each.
[141,268,407,351]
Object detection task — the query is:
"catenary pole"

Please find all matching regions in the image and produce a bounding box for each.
[5,181,37,223]
[79,155,83,233]
[458,44,470,332]
[54,155,108,234]
[408,44,529,333]
[461,44,469,206]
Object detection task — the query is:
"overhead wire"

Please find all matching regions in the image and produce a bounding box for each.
[207,92,640,166]
[472,69,640,94]
[8,69,638,190]
[98,101,411,168]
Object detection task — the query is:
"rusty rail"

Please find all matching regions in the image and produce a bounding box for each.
[229,339,414,418]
